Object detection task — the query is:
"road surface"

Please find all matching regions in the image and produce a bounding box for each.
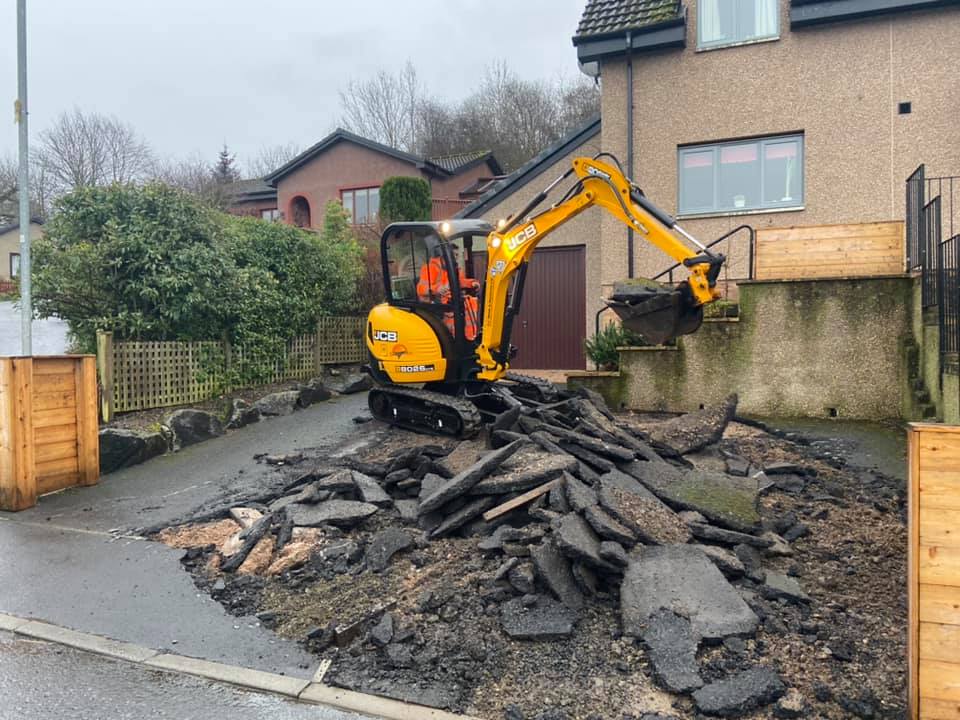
[0,300,69,355]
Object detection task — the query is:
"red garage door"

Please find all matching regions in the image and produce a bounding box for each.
[477,245,586,370]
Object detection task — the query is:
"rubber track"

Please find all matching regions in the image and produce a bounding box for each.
[369,385,482,438]
[504,372,560,403]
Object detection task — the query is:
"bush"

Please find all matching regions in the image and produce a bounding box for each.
[32,184,363,354]
[584,322,646,370]
[379,176,431,222]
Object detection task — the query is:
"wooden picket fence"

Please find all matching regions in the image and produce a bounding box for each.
[96,316,367,419]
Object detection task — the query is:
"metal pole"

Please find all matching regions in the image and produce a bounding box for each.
[625,31,634,279]
[16,0,32,355]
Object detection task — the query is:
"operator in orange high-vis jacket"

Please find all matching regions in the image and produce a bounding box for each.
[417,250,479,341]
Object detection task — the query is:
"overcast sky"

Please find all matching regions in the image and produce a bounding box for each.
[1,0,587,173]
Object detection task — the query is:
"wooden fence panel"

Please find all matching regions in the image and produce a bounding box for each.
[102,317,365,414]
[755,221,905,280]
[0,356,99,511]
[908,423,960,720]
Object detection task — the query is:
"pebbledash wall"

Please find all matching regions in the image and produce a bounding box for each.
[571,275,920,420]
[597,0,960,290]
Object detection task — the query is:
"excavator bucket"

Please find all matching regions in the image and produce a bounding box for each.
[606,279,703,346]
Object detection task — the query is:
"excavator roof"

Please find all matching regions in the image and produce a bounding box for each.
[385,219,494,237]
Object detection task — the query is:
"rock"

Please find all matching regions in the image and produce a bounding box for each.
[645,395,738,455]
[828,638,856,662]
[554,513,617,573]
[772,474,806,494]
[316,468,358,494]
[393,499,419,524]
[583,505,636,546]
[761,572,810,604]
[287,500,378,528]
[253,390,301,417]
[642,608,703,693]
[98,428,168,473]
[530,540,585,611]
[773,688,806,718]
[760,531,794,557]
[598,480,691,545]
[782,523,810,542]
[419,440,525,515]
[763,462,808,476]
[430,496,499,538]
[621,545,759,641]
[548,484,572,513]
[493,557,521,581]
[678,510,707,525]
[352,471,392,506]
[384,468,412,485]
[599,541,629,568]
[365,527,412,572]
[723,636,746,654]
[564,472,598,512]
[690,523,772,548]
[699,545,746,579]
[723,453,751,477]
[508,563,536,595]
[504,704,525,720]
[839,695,876,719]
[296,379,332,407]
[328,373,373,395]
[471,454,577,495]
[225,399,261,429]
[629,464,760,532]
[384,643,413,668]
[370,612,394,647]
[734,544,767,583]
[693,667,785,717]
[813,682,832,702]
[165,409,224,450]
[571,562,600,595]
[500,596,576,640]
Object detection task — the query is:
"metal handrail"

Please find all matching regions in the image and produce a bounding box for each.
[651,224,755,284]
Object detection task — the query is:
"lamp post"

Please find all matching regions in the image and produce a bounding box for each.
[16,0,31,355]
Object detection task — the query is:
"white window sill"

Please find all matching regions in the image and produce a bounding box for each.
[696,35,780,53]
[677,205,805,221]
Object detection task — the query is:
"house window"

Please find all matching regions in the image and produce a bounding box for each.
[341,187,380,225]
[260,208,280,222]
[698,0,778,49]
[9,253,20,278]
[678,134,803,216]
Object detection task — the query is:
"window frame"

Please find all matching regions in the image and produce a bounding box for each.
[677,134,805,218]
[260,208,280,222]
[697,0,780,51]
[340,185,381,226]
[9,252,20,279]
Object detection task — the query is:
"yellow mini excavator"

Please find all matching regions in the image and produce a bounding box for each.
[364,154,725,437]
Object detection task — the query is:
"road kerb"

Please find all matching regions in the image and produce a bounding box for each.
[145,653,310,698]
[299,683,482,720]
[16,620,159,663]
[0,612,29,632]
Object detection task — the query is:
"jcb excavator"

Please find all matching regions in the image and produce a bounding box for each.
[365,154,725,437]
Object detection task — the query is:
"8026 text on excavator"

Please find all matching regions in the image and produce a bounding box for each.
[364,153,725,438]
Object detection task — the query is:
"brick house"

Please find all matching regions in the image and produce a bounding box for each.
[229,129,502,230]
[572,0,960,293]
[0,219,43,286]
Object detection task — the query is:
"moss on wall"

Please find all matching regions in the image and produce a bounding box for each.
[944,372,960,424]
[618,276,915,421]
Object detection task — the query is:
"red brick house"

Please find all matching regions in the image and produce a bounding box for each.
[229,129,502,229]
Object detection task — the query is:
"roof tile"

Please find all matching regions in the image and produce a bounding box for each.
[575,0,681,39]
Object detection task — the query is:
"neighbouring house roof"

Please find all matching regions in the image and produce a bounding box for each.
[0,217,44,235]
[428,150,504,176]
[790,0,960,27]
[457,115,601,219]
[225,178,277,203]
[574,0,681,39]
[459,175,511,199]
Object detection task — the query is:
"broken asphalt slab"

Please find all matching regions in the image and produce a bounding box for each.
[642,608,703,694]
[692,667,786,717]
[621,545,759,641]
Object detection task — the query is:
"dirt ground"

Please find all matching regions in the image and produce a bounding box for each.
[160,416,907,720]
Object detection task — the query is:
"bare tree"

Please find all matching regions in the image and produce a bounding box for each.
[244,142,302,178]
[0,155,16,213]
[36,108,153,195]
[340,61,422,152]
[151,154,230,208]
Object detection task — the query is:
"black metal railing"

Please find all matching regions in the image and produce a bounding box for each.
[906,165,925,271]
[652,224,756,286]
[923,196,942,309]
[938,233,960,363]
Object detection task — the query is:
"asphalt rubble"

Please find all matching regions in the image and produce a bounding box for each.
[156,385,908,720]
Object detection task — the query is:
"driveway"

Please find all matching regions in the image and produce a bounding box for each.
[0,300,69,355]
[0,394,381,680]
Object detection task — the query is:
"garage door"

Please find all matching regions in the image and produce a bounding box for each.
[476,245,586,370]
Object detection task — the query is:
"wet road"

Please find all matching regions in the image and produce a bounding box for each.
[0,631,367,720]
[0,300,69,355]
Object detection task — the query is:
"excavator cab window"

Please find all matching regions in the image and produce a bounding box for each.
[382,226,450,306]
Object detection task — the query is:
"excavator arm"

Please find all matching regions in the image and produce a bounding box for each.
[475,155,724,381]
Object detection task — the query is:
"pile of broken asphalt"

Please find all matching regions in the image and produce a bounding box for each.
[157,388,907,720]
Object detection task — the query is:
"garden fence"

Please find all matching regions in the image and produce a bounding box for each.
[97,316,366,419]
